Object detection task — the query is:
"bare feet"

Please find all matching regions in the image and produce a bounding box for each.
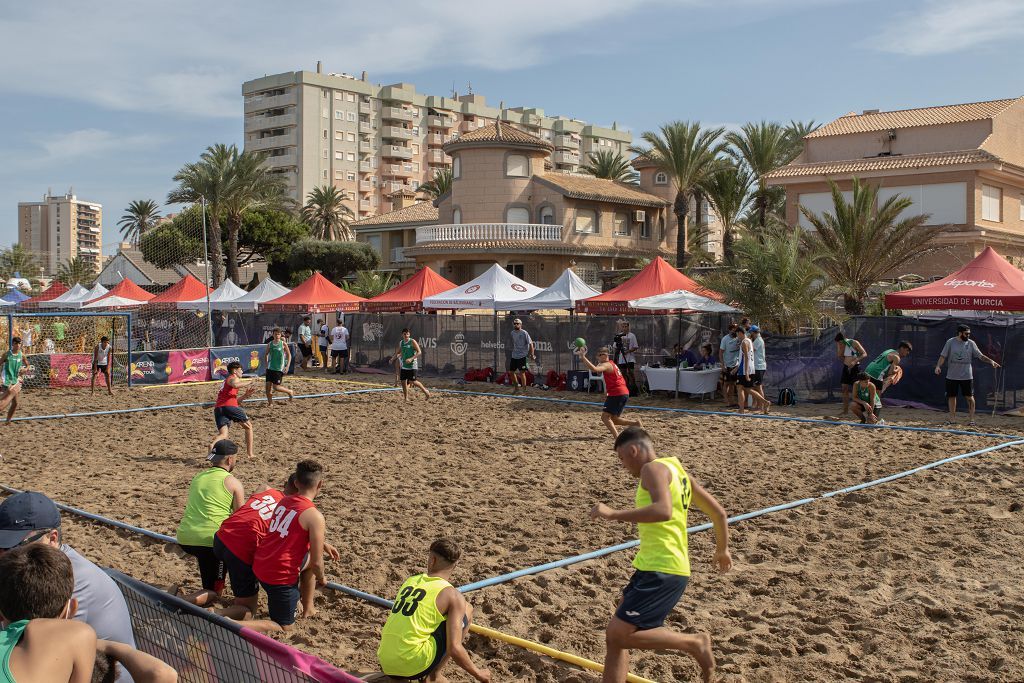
[423,390,431,400]
[694,632,715,683]
[300,605,318,619]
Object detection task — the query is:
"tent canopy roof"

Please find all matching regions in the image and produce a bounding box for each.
[496,268,600,310]
[629,289,740,313]
[262,272,365,312]
[364,267,457,312]
[884,247,1024,311]
[21,281,70,306]
[149,274,212,304]
[578,257,722,314]
[87,278,154,304]
[178,280,247,309]
[422,264,543,310]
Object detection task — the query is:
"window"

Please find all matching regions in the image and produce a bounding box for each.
[411,144,420,154]
[797,190,854,230]
[982,184,1002,222]
[572,262,599,286]
[453,208,462,224]
[506,207,530,224]
[335,110,343,119]
[347,132,356,142]
[335,170,344,179]
[506,263,525,279]
[654,172,668,185]
[347,172,356,181]
[539,206,555,225]
[640,216,651,239]
[335,132,343,140]
[322,170,328,179]
[322,130,328,139]
[366,234,383,255]
[412,162,420,172]
[347,152,356,161]
[452,155,461,178]
[575,209,598,233]
[322,107,329,118]
[1020,196,1024,221]
[613,211,630,236]
[335,93,343,100]
[506,154,528,177]
[412,126,420,135]
[346,93,355,102]
[335,151,344,160]
[322,149,328,158]
[346,112,356,122]
[877,183,967,225]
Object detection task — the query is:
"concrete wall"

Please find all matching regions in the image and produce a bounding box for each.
[803,120,992,162]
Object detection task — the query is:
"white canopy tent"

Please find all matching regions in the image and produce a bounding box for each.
[38,283,88,309]
[178,280,247,310]
[628,289,740,313]
[422,264,542,310]
[495,268,600,310]
[46,282,111,309]
[226,278,291,311]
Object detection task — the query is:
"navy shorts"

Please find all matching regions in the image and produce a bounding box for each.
[946,378,973,398]
[331,348,349,360]
[753,369,765,386]
[214,406,248,430]
[260,580,300,626]
[265,369,284,385]
[603,394,629,416]
[840,363,860,386]
[616,570,689,630]
[400,368,417,381]
[509,357,528,372]
[213,535,258,599]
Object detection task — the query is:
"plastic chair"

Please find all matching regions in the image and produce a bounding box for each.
[587,371,605,393]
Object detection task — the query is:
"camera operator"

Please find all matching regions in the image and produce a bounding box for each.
[612,321,639,396]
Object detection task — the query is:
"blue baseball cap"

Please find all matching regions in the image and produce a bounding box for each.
[749,325,760,332]
[0,491,61,549]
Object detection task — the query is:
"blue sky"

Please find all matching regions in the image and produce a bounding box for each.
[2,0,1022,254]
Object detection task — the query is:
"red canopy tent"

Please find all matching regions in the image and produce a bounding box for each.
[577,256,722,315]
[884,247,1024,311]
[362,267,458,313]
[84,278,156,306]
[19,281,69,309]
[148,274,212,306]
[261,272,365,313]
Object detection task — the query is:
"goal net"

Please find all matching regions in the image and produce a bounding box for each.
[8,312,131,390]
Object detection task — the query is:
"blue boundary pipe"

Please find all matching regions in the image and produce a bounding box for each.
[435,389,1023,440]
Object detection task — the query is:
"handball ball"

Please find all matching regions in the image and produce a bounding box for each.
[574,337,587,348]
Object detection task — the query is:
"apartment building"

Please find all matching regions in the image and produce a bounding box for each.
[17,190,103,276]
[242,65,631,220]
[766,96,1024,277]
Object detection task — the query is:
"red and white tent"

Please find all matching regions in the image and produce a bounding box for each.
[261,272,365,313]
[577,256,722,315]
[363,267,457,312]
[19,281,69,309]
[82,278,155,308]
[148,274,212,306]
[885,247,1024,311]
[422,264,542,310]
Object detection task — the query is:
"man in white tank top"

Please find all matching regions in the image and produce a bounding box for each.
[91,335,114,395]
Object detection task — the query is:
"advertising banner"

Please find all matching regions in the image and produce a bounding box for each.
[23,353,51,388]
[129,351,171,386]
[210,345,266,378]
[167,349,211,384]
[48,353,94,388]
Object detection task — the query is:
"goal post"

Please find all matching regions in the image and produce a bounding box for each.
[7,311,133,389]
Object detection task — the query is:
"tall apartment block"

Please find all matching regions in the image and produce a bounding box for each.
[17,190,103,276]
[242,65,632,219]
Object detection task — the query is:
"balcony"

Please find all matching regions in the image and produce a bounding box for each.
[391,247,415,265]
[263,153,298,168]
[427,149,450,165]
[358,180,374,192]
[245,113,296,132]
[247,133,297,152]
[459,120,477,133]
[416,223,562,243]
[359,160,375,172]
[553,150,580,165]
[382,106,413,122]
[383,164,414,178]
[359,200,372,211]
[359,101,371,114]
[244,92,297,113]
[427,115,454,129]
[555,135,580,149]
[427,132,448,146]
[381,145,413,160]
[382,126,413,140]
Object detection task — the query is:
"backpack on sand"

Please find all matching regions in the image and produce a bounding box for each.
[777,387,796,406]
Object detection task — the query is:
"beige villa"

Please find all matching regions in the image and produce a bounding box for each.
[766,96,1024,277]
[353,122,676,287]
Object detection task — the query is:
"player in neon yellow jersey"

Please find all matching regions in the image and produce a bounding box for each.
[591,426,732,683]
[377,539,490,682]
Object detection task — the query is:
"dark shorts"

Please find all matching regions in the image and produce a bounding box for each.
[94,364,109,374]
[180,544,225,593]
[319,344,328,355]
[722,367,737,383]
[738,374,754,388]
[265,369,284,385]
[392,616,469,680]
[213,535,258,599]
[331,348,350,360]
[214,406,249,429]
[603,393,629,416]
[869,377,884,392]
[509,356,528,372]
[841,363,861,385]
[399,368,417,381]
[298,343,311,358]
[946,378,974,398]
[616,570,689,630]
[753,369,765,386]
[260,580,300,627]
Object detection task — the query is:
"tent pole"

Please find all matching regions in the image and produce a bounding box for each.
[993,319,1010,417]
[493,311,499,380]
[675,311,682,400]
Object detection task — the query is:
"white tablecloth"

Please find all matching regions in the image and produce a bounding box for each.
[642,366,720,395]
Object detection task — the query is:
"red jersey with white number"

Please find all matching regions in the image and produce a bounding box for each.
[252,494,316,586]
[215,488,284,565]
[215,379,238,408]
[603,364,629,396]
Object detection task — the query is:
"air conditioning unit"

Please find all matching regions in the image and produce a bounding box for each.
[634,210,646,223]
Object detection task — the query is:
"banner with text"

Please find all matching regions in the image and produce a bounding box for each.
[168,349,212,384]
[129,351,171,386]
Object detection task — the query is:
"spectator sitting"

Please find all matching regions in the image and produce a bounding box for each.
[698,344,716,368]
[673,344,701,368]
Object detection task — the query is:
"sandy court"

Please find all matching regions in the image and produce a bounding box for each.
[1,376,1022,681]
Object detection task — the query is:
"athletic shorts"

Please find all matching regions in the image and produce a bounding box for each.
[753,369,765,386]
[841,363,861,385]
[298,343,311,358]
[508,357,528,372]
[94,364,109,374]
[615,570,689,630]
[180,544,225,593]
[738,374,754,388]
[331,348,350,360]
[319,344,328,356]
[946,378,973,398]
[388,616,469,681]
[603,394,629,416]
[214,406,248,429]
[213,535,258,599]
[722,367,737,382]
[399,368,417,381]
[260,580,300,627]
[869,377,884,392]
[265,369,284,385]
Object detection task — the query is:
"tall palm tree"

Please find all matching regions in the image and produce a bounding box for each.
[630,121,725,266]
[301,185,355,241]
[783,119,819,161]
[117,199,162,246]
[702,162,753,263]
[56,256,97,286]
[580,150,639,184]
[725,121,792,230]
[168,144,234,286]
[221,150,289,283]
[416,168,454,200]
[800,178,940,315]
[0,245,42,280]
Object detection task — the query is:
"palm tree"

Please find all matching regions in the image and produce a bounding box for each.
[630,121,725,267]
[301,185,355,241]
[0,245,42,281]
[56,256,97,286]
[800,178,940,315]
[117,199,162,246]
[725,121,793,230]
[416,168,454,200]
[221,150,289,283]
[783,119,819,160]
[702,162,753,263]
[168,144,234,286]
[343,270,395,298]
[580,150,638,184]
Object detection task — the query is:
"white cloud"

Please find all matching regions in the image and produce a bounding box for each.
[35,129,163,162]
[864,0,1024,56]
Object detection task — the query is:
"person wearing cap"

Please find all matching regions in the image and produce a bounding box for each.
[508,318,535,394]
[175,440,245,607]
[0,491,140,682]
[935,324,1000,427]
[0,336,27,422]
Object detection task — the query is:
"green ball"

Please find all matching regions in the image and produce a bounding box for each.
[574,337,587,348]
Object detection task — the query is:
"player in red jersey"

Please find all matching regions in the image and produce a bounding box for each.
[577,346,644,439]
[251,460,335,629]
[211,361,257,458]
